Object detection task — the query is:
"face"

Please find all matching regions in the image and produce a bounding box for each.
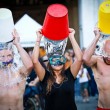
[51,64,64,71]
[103,40,110,64]
[0,49,13,63]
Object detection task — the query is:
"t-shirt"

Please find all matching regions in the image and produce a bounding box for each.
[40,67,77,110]
[77,68,89,83]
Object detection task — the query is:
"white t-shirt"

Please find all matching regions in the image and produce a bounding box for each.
[77,68,89,83]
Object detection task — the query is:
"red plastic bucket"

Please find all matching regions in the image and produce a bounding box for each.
[42,4,69,41]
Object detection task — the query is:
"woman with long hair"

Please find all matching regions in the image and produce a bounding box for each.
[32,28,83,110]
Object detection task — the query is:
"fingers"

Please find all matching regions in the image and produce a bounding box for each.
[94,27,101,38]
[36,29,43,41]
[14,29,17,33]
[36,28,42,34]
[69,28,74,32]
[94,27,100,32]
[12,32,15,40]
[69,28,75,34]
[12,29,19,38]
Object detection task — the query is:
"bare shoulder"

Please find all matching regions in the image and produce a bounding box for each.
[96,55,104,62]
[92,55,102,63]
[85,55,101,67]
[95,55,102,59]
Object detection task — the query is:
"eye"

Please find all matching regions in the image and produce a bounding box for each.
[0,56,5,60]
[0,55,5,58]
[8,55,11,57]
[7,54,12,57]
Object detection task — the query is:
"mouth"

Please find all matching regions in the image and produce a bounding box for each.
[105,57,110,61]
[0,59,13,67]
[103,57,110,65]
[107,56,110,60]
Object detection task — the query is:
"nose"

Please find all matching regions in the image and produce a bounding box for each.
[4,56,9,62]
[108,55,110,58]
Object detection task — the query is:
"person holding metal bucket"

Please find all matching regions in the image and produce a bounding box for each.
[32,4,82,110]
[83,1,110,110]
[0,8,33,110]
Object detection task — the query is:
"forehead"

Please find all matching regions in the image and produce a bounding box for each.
[0,49,12,55]
[104,40,110,49]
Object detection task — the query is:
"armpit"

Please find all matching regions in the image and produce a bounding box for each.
[19,66,29,77]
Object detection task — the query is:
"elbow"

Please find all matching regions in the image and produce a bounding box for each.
[77,52,83,62]
[32,57,38,65]
[83,51,89,61]
[83,56,91,67]
[27,62,33,72]
[83,55,88,64]
[32,58,39,65]
[83,55,87,63]
[32,54,39,64]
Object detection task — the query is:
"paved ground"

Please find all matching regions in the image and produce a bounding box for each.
[75,96,98,110]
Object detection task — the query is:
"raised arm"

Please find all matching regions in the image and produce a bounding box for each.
[12,29,33,75]
[83,27,101,67]
[32,29,45,81]
[69,28,83,78]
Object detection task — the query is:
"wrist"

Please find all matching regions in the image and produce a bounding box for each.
[69,34,75,38]
[36,40,40,43]
[69,35,75,41]
[95,35,100,40]
[35,42,40,46]
[36,38,41,42]
[15,43,21,47]
[36,39,40,44]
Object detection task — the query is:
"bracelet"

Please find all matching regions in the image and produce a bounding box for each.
[36,43,40,46]
[36,40,40,42]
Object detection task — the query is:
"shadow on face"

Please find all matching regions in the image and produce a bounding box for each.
[104,40,110,54]
[0,49,13,62]
[103,40,110,64]
[51,64,64,71]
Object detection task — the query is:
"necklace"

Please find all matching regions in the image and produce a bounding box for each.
[53,77,68,88]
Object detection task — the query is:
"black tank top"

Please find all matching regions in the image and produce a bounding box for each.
[40,67,77,110]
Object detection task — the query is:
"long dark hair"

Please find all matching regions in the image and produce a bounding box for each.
[46,63,66,94]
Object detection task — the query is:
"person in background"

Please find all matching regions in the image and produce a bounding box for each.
[0,29,33,110]
[82,47,98,97]
[77,65,90,102]
[32,28,83,110]
[25,47,47,110]
[83,27,110,110]
[64,49,74,70]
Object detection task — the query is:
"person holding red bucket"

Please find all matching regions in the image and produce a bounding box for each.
[32,4,82,110]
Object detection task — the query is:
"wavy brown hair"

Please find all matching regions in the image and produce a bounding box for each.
[46,63,66,94]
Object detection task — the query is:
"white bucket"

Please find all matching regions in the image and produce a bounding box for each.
[0,8,14,42]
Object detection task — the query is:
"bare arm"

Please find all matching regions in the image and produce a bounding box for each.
[83,27,101,67]
[12,29,33,75]
[32,29,45,81]
[64,51,71,61]
[69,28,83,78]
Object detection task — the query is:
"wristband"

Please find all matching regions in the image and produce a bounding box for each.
[36,43,40,46]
